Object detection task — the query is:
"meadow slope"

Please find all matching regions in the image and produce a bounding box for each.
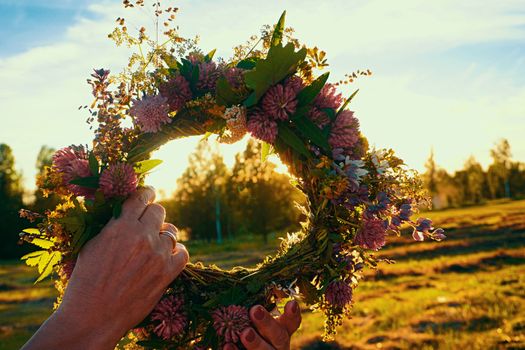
[1,200,524,349]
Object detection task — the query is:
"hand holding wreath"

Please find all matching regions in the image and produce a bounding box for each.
[22,187,301,350]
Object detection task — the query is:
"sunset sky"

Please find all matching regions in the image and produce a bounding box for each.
[1,0,524,197]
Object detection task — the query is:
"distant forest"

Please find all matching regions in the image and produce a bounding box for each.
[424,139,524,209]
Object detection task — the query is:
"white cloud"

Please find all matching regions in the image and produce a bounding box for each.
[0,0,524,195]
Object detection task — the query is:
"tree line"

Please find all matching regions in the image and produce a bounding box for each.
[424,139,525,208]
[161,139,304,244]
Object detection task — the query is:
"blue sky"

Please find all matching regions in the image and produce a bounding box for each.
[1,0,524,197]
[0,0,96,55]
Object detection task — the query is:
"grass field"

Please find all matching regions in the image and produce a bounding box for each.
[1,200,524,349]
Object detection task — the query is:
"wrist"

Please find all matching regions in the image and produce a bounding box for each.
[22,306,124,350]
[53,306,125,349]
[55,307,124,349]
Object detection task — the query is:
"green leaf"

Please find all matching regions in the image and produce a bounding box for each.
[336,89,359,116]
[216,77,243,106]
[112,200,123,218]
[261,142,271,162]
[236,58,259,70]
[243,91,258,108]
[88,152,99,175]
[179,58,191,77]
[322,107,336,121]
[190,64,200,91]
[56,216,85,238]
[22,228,40,235]
[69,176,99,189]
[204,48,217,62]
[36,251,61,283]
[297,72,330,106]
[72,226,92,255]
[297,278,319,305]
[134,159,163,175]
[31,238,55,249]
[247,278,266,293]
[277,124,310,158]
[21,250,47,267]
[270,11,286,48]
[244,43,307,102]
[293,115,330,152]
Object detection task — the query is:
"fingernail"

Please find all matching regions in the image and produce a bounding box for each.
[254,306,265,320]
[245,328,256,342]
[291,301,299,314]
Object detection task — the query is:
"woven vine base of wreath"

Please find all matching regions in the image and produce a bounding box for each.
[19,6,444,350]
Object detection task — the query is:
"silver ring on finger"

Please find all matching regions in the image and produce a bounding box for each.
[159,230,178,252]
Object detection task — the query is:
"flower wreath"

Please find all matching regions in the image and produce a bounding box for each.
[19,4,445,349]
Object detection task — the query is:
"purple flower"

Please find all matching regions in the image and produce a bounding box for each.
[67,159,96,197]
[211,305,251,343]
[399,203,413,221]
[416,218,433,231]
[354,217,387,251]
[52,145,88,175]
[433,228,447,241]
[329,110,360,150]
[308,107,330,128]
[151,294,187,340]
[159,75,192,112]
[412,219,446,241]
[52,146,95,197]
[196,61,221,92]
[412,229,425,241]
[367,192,391,214]
[129,95,171,133]
[391,216,402,227]
[285,75,305,94]
[247,110,278,143]
[325,280,353,308]
[223,67,246,90]
[412,218,433,241]
[314,83,343,110]
[99,163,138,198]
[262,84,298,120]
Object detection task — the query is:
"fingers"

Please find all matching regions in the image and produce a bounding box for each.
[278,300,301,335]
[159,223,178,253]
[121,187,156,220]
[168,243,189,279]
[240,328,273,350]
[139,203,165,230]
[223,343,238,350]
[249,305,290,350]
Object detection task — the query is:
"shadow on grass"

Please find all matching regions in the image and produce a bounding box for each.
[440,252,525,274]
[413,315,501,334]
[387,228,525,261]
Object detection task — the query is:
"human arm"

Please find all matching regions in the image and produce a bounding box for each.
[22,187,189,350]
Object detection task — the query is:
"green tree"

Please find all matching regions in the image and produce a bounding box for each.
[489,139,512,198]
[31,146,60,213]
[230,140,303,243]
[171,141,229,242]
[0,143,25,259]
[462,156,486,204]
[423,148,438,209]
